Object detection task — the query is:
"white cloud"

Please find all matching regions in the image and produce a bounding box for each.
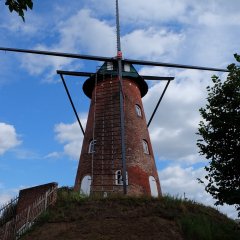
[13,149,40,160]
[57,9,115,56]
[122,28,184,60]
[84,0,188,24]
[159,165,238,219]
[0,185,28,205]
[44,152,62,159]
[0,123,21,155]
[142,68,213,164]
[0,193,12,205]
[198,12,240,27]
[0,12,46,35]
[54,115,87,160]
[20,9,116,81]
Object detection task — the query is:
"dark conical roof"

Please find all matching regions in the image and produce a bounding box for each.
[83,61,148,98]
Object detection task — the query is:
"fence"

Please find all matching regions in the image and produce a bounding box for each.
[0,185,57,240]
[0,197,19,227]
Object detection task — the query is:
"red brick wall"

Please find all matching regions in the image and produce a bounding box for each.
[16,182,57,214]
[74,76,161,197]
[123,79,161,196]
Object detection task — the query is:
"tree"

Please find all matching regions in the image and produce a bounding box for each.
[4,0,33,21]
[197,54,240,216]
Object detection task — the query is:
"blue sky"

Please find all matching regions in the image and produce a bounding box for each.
[0,0,239,218]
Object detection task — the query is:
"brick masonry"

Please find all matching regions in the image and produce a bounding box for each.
[74,74,161,197]
[16,182,57,214]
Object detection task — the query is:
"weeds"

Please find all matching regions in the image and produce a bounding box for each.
[22,188,240,240]
[57,186,87,202]
[0,201,17,226]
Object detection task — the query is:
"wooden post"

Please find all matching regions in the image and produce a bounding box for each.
[3,221,9,240]
[44,191,48,210]
[26,206,31,226]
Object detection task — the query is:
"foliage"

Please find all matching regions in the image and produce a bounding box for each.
[197,53,240,216]
[4,0,33,21]
[0,201,17,226]
[179,213,239,240]
[57,186,87,202]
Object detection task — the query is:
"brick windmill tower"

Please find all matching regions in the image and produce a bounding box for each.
[74,61,161,197]
[0,1,227,197]
[73,0,163,196]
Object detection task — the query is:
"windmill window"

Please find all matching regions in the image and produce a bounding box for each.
[88,139,96,153]
[135,104,142,117]
[124,63,131,72]
[80,175,92,196]
[115,170,128,185]
[142,140,149,154]
[106,62,113,71]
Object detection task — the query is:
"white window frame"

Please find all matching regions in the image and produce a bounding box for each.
[80,175,92,196]
[88,139,96,153]
[135,104,142,117]
[106,62,113,70]
[142,140,149,154]
[149,176,158,197]
[124,63,131,72]
[115,170,128,185]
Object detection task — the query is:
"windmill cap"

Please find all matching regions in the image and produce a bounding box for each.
[83,61,148,98]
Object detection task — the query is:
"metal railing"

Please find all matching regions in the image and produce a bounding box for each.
[0,197,19,227]
[0,185,57,240]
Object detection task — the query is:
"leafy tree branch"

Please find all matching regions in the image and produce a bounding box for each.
[4,0,33,21]
[197,54,240,216]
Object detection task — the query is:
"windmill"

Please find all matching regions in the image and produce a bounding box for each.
[0,0,227,197]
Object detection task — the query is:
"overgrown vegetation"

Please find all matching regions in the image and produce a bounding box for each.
[22,187,239,240]
[197,54,240,216]
[0,201,17,226]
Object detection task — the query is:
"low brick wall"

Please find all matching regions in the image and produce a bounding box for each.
[16,182,57,214]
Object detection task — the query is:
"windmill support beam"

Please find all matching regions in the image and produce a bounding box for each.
[143,76,174,81]
[56,70,94,77]
[58,73,85,135]
[147,80,172,128]
[57,70,175,81]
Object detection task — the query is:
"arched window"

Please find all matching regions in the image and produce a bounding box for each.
[88,139,96,153]
[135,104,142,117]
[115,170,128,185]
[80,175,92,196]
[142,140,149,154]
[149,176,158,197]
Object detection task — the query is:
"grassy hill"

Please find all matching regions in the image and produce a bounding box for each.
[21,188,239,240]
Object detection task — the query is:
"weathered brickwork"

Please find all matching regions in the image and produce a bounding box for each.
[16,182,57,214]
[74,73,161,197]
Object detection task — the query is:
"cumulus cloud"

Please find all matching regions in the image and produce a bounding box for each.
[0,185,28,205]
[0,123,21,155]
[20,9,116,81]
[158,165,238,219]
[44,151,63,159]
[122,28,184,60]
[0,193,12,205]
[54,115,87,160]
[141,67,214,164]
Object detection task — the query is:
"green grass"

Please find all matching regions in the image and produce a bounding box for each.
[25,187,239,240]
